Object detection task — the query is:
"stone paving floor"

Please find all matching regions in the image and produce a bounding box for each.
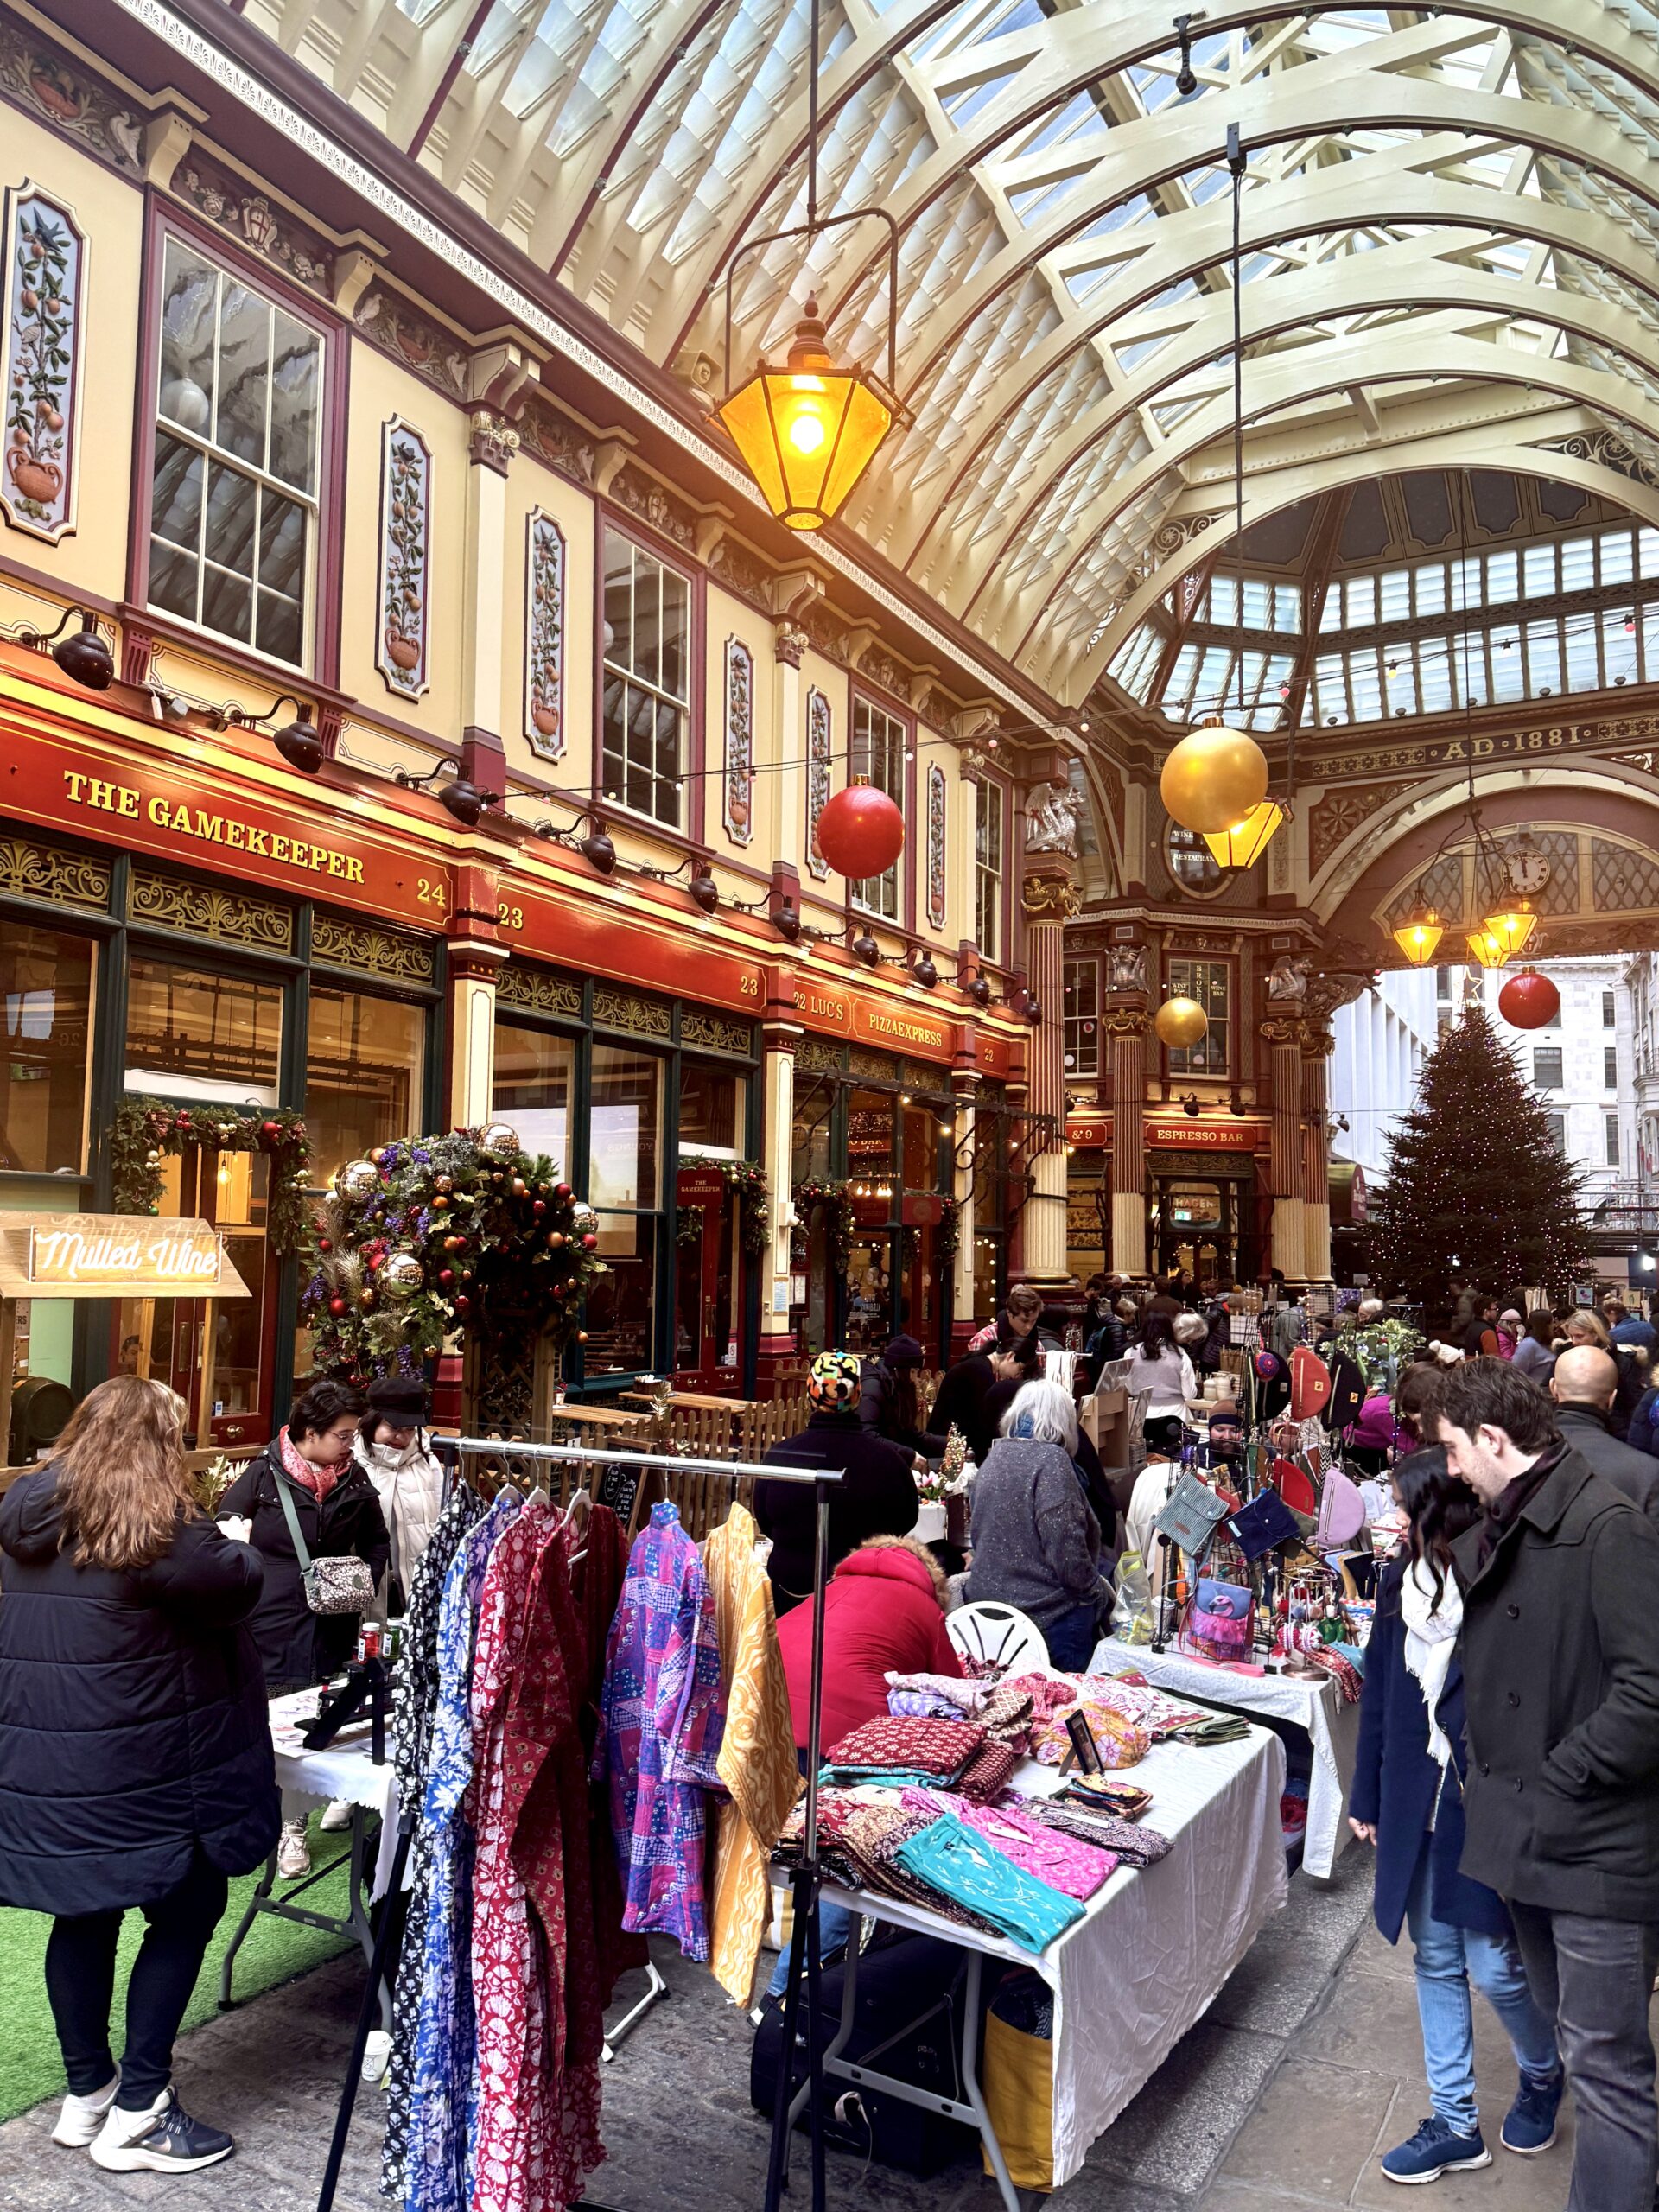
[0,1844,1594,2212]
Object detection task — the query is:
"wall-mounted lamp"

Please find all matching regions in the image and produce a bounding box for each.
[728,889,805,942]
[394,760,499,827]
[850,927,880,967]
[208,692,323,775]
[13,604,113,690]
[1179,1092,1202,1119]
[639,853,720,913]
[533,809,616,874]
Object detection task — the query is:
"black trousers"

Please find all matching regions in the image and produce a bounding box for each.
[44,1850,229,2109]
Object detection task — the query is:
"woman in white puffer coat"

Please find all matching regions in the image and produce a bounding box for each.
[351,1376,444,1610]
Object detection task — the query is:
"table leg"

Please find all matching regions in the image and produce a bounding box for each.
[957,1951,1022,2212]
[218,1846,276,2010]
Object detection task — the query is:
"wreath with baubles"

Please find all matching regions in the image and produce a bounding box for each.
[111,1097,312,1258]
[302,1122,605,1380]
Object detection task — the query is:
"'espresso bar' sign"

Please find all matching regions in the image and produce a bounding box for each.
[0,1216,251,1300]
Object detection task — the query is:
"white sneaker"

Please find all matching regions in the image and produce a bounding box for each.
[318,1797,354,1833]
[276,1819,311,1878]
[90,2088,232,2173]
[53,2074,119,2147]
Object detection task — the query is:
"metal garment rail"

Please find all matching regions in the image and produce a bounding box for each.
[444,1435,842,2212]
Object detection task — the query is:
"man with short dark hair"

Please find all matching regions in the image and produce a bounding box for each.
[1549,1347,1659,1526]
[1439,1357,1659,2212]
[1606,1300,1657,1354]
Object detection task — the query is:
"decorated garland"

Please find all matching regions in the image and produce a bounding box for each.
[937,1194,962,1265]
[792,1177,857,1271]
[682,1156,771,1257]
[112,1096,312,1259]
[302,1122,605,1381]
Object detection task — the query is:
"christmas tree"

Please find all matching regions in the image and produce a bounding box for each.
[1369,1005,1592,1316]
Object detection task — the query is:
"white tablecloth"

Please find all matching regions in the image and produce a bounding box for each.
[1092,1636,1361,1879]
[268,1689,402,1899]
[822,1724,1287,2188]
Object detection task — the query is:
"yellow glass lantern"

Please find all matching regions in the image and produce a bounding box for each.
[1484,899,1537,958]
[717,299,894,531]
[1465,927,1510,970]
[1203,798,1285,869]
[1391,909,1445,967]
[1154,995,1210,1050]
[1160,718,1270,835]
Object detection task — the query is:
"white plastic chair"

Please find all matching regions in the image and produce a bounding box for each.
[946,1600,1047,1676]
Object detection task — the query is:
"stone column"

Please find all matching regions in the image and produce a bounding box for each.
[1103,1007,1149,1278]
[1300,1019,1334,1284]
[771,617,807,877]
[1261,1017,1306,1281]
[755,977,803,1392]
[950,1069,979,1353]
[1016,861,1079,1285]
[446,863,507,1127]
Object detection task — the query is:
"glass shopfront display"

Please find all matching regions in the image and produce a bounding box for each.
[305,984,427,1185]
[673,1063,748,1388]
[493,1023,575,1178]
[0,924,94,1175]
[126,955,283,1107]
[586,1046,663,1377]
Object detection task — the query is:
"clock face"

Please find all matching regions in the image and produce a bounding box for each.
[1505,845,1551,895]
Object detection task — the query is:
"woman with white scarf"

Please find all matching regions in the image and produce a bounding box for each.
[350,1376,443,1611]
[1349,1447,1562,2188]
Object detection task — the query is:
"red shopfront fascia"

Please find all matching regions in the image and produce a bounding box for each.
[498,880,766,1018]
[2,683,452,929]
[1065,1116,1271,1151]
[787,967,1027,1073]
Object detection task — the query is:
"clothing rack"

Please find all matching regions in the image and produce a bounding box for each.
[314,1435,842,2212]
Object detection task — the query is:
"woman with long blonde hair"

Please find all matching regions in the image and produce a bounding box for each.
[0,1375,277,2174]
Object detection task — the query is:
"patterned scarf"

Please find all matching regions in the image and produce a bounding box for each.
[278,1424,340,1503]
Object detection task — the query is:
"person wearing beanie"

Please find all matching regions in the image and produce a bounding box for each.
[351,1374,444,1609]
[1206,1405,1244,1471]
[754,1351,919,1615]
[858,1333,947,1460]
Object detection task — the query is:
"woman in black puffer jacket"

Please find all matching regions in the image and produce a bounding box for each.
[0,1376,278,2173]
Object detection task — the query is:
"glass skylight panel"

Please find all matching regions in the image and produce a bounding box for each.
[1525,620,1562,693]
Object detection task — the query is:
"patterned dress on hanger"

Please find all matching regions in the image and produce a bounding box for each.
[594,1501,727,1961]
[570,1504,647,2005]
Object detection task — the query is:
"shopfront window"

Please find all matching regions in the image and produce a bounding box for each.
[585,1046,663,1375]
[975,781,1003,963]
[852,696,906,921]
[493,1021,574,1176]
[1166,958,1231,1077]
[126,956,283,1105]
[0,924,93,1173]
[791,1075,834,1185]
[845,1087,895,1354]
[149,235,322,667]
[601,535,690,829]
[306,986,425,1185]
[1063,957,1098,1077]
[678,1062,747,1157]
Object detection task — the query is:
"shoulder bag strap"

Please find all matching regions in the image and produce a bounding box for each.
[273,1471,315,1575]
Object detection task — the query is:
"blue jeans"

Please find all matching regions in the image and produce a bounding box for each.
[1404,1848,1559,2136]
[766,1901,852,1999]
[1042,1603,1100,1670]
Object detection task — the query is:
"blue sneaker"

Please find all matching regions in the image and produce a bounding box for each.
[1381,2115,1492,2184]
[1501,2072,1564,2155]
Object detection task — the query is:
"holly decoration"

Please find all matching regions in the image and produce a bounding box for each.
[682,1155,772,1257]
[301,1125,605,1379]
[111,1097,311,1257]
[937,1194,963,1265]
[792,1177,857,1271]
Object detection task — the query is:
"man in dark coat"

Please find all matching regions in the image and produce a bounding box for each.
[1549,1347,1659,1526]
[1439,1358,1659,2212]
[857,1333,946,1459]
[927,1344,1022,1465]
[755,1350,919,1613]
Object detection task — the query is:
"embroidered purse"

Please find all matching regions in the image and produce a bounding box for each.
[275,1474,376,1618]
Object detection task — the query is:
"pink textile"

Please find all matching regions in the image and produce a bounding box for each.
[900,1789,1117,1898]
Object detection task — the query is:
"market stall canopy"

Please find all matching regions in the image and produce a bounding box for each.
[0,1215,252,1301]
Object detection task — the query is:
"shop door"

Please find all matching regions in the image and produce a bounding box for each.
[672,1166,741,1393]
[117,1141,275,1449]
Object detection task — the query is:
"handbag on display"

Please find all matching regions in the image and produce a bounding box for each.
[1325,1348,1367,1432]
[1228,1489,1303,1560]
[1270,1456,1319,1518]
[1289,1345,1332,1422]
[1314,1465,1368,1549]
[1152,1471,1230,1560]
[1179,1581,1252,1662]
[275,1474,376,1617]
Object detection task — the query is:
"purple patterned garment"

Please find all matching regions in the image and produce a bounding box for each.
[594,1502,726,1961]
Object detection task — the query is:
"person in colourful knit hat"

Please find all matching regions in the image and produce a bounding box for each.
[753,1350,920,1616]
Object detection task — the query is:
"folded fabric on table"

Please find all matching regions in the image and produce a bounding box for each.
[1171,1713,1252,1746]
[1081,1671,1213,1739]
[887,1690,972,1721]
[1018,1796,1173,1870]
[1053,1776,1153,1822]
[894,1813,1084,1954]
[976,1681,1037,1746]
[900,1790,1117,1899]
[955,1738,1018,1803]
[819,1764,969,1789]
[823,1713,987,1776]
[885,1671,988,1715]
[1026,1693,1151,1770]
[1001,1672,1081,1724]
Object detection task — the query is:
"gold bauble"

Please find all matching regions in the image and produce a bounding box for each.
[1160,719,1270,835]
[1154,995,1210,1049]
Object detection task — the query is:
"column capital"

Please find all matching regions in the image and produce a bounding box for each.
[1102,1007,1149,1039]
[773,618,808,667]
[1021,867,1081,921]
[1259,1017,1303,1046]
[1299,1019,1335,1058]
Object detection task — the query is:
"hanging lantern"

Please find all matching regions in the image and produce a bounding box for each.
[1202,798,1285,869]
[1484,898,1537,959]
[717,298,895,531]
[1497,968,1560,1029]
[1154,995,1209,1050]
[1465,927,1510,970]
[1160,718,1270,835]
[815,776,906,878]
[1392,903,1444,967]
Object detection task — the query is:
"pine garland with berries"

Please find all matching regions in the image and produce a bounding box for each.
[111,1097,312,1258]
[682,1155,771,1256]
[301,1122,605,1381]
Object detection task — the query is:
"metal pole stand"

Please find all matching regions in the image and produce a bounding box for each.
[602,1957,670,2061]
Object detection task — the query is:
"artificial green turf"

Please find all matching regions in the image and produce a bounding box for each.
[0,1811,354,2123]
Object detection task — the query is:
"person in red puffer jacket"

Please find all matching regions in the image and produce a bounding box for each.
[774,1535,962,1752]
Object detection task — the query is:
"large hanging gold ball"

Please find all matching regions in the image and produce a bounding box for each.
[1160,720,1270,835]
[1154,995,1210,1050]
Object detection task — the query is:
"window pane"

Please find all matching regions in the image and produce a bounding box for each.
[158,238,219,432]
[125,957,283,1105]
[305,986,426,1185]
[0,925,94,1173]
[1063,957,1098,1076]
[493,1019,574,1174]
[852,697,906,918]
[583,1218,654,1375]
[213,280,270,468]
[151,432,204,551]
[149,540,197,626]
[270,311,321,495]
[1167,957,1230,1074]
[590,1045,661,1211]
[791,1073,834,1185]
[200,563,252,645]
[679,1062,745,1154]
[1533,1047,1563,1089]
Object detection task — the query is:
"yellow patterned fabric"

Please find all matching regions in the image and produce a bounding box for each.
[704,1503,800,2004]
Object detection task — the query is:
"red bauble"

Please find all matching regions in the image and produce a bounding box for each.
[261,1119,280,1139]
[814,781,906,879]
[1498,969,1560,1030]
[438,1268,455,1288]
[581,1232,598,1250]
[531,1199,546,1217]
[317,1237,332,1254]
[555,1182,572,1202]
[328,1296,348,1318]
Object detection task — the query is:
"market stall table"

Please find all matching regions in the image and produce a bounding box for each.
[219,1690,400,2026]
[786,1722,1287,2209]
[619,1389,758,1413]
[1091,1636,1360,1879]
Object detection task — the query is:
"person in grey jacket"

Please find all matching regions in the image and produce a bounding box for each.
[1440,1358,1659,2212]
[965,1379,1108,1669]
[1549,1349,1659,1527]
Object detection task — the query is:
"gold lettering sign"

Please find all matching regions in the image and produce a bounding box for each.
[0,1216,251,1300]
[60,772,365,885]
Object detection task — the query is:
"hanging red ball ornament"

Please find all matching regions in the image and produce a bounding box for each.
[555,1182,572,1202]
[1497,969,1560,1030]
[581,1233,598,1251]
[532,1199,546,1217]
[328,1296,348,1318]
[438,1268,455,1288]
[814,779,906,879]
[261,1119,280,1139]
[317,1237,332,1254]
[454,1294,472,1315]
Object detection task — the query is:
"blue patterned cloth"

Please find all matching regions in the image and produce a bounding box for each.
[594,1502,726,1961]
[894,1812,1084,1954]
[404,1494,518,2212]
